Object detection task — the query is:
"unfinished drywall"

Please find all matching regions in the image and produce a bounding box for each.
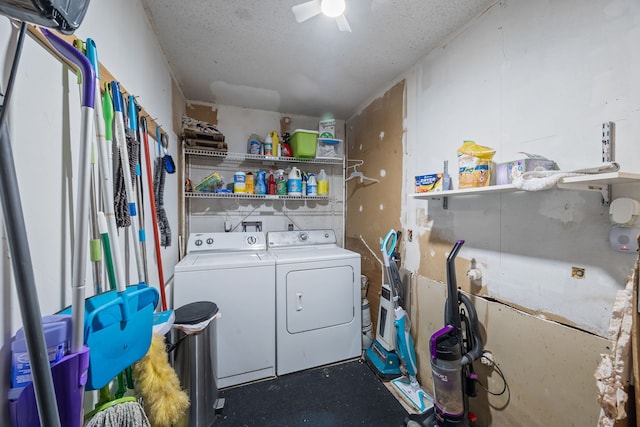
[345,81,405,331]
[402,0,640,337]
[344,1,640,425]
[412,275,612,426]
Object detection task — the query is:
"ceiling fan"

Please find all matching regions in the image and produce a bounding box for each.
[292,0,352,32]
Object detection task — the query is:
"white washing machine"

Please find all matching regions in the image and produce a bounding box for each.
[172,232,276,388]
[267,229,361,375]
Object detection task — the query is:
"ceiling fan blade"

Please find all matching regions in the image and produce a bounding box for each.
[292,0,322,23]
[336,14,352,32]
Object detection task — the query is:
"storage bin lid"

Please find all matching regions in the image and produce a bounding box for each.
[175,301,219,325]
[318,138,341,145]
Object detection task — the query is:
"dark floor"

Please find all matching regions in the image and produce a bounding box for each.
[215,358,408,427]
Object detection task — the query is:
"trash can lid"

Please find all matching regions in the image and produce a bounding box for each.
[174,301,219,325]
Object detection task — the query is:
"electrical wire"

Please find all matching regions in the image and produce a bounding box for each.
[476,349,509,397]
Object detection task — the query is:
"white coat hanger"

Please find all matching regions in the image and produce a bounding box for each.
[345,159,380,184]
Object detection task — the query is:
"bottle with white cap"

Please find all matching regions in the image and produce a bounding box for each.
[317,169,329,195]
[307,173,318,196]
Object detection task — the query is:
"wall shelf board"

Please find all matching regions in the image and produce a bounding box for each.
[410,171,640,207]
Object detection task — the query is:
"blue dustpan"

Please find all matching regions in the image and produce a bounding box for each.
[84,284,158,390]
[60,284,159,391]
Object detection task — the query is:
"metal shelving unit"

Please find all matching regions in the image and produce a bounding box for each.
[180,146,346,249]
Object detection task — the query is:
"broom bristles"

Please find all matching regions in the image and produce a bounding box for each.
[133,333,190,427]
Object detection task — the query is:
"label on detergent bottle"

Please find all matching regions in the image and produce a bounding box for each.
[287,178,302,195]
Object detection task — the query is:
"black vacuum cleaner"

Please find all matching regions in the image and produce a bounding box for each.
[405,240,484,427]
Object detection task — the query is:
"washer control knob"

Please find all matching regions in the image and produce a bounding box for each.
[246,235,257,245]
[299,232,308,241]
[206,238,214,245]
[324,232,329,238]
[195,239,203,246]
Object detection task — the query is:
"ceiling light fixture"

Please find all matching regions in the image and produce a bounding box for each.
[320,0,345,18]
[292,0,351,32]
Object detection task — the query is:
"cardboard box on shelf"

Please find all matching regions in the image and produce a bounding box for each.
[415,173,443,193]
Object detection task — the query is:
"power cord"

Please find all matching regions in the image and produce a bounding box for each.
[476,349,508,396]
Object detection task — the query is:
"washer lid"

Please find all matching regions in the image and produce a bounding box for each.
[270,245,360,263]
[176,251,275,271]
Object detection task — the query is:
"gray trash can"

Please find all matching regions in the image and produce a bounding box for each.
[173,301,223,427]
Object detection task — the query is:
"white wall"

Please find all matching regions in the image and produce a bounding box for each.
[0,2,179,422]
[402,0,640,336]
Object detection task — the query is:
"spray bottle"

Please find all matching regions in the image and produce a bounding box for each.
[255,170,267,195]
[276,169,287,195]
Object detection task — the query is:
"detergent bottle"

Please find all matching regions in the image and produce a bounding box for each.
[270,131,280,157]
[317,169,329,195]
[264,133,273,156]
[255,170,267,195]
[307,173,318,196]
[268,172,276,195]
[287,167,302,196]
[276,169,287,195]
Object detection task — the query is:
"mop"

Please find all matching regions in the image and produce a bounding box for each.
[382,230,433,413]
[154,127,171,247]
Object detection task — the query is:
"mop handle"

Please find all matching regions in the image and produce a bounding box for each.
[141,116,168,311]
[112,81,146,285]
[86,40,127,293]
[42,28,95,355]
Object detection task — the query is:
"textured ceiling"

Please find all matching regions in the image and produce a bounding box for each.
[141,0,497,119]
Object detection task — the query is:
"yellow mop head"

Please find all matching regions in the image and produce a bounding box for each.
[132,333,190,427]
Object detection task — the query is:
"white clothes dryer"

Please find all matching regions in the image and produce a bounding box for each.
[267,229,361,376]
[172,232,276,388]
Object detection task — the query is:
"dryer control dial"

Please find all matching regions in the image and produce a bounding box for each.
[206,238,214,245]
[195,239,203,246]
[246,235,258,246]
[298,232,308,241]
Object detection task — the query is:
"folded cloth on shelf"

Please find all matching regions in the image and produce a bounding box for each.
[513,162,620,191]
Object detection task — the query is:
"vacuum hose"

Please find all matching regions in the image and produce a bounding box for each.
[458,292,483,365]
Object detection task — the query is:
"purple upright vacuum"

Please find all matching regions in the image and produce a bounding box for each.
[405,240,484,427]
